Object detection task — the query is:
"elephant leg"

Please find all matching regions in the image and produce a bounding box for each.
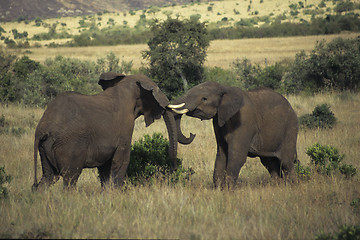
[260,156,282,178]
[277,150,297,182]
[98,160,112,188]
[276,130,298,181]
[62,168,82,188]
[213,143,227,188]
[57,146,86,189]
[110,142,131,187]
[213,124,227,188]
[224,128,254,189]
[37,146,59,189]
[224,143,249,190]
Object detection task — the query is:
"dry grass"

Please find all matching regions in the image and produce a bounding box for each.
[1,92,359,239]
[0,0,340,40]
[6,32,360,69]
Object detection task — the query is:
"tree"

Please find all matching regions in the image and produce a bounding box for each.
[143,17,209,99]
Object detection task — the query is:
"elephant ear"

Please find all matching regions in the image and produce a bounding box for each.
[98,72,126,90]
[137,77,169,127]
[217,87,244,127]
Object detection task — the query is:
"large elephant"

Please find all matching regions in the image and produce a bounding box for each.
[33,73,185,189]
[169,81,299,189]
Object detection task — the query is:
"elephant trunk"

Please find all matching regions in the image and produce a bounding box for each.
[175,114,196,145]
[163,110,178,171]
[167,99,195,145]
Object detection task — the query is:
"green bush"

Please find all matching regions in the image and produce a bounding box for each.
[351,198,360,214]
[204,67,239,87]
[339,164,357,179]
[294,162,312,180]
[315,225,360,240]
[299,104,336,129]
[232,58,286,90]
[0,166,12,198]
[128,133,194,185]
[282,37,360,93]
[306,143,356,178]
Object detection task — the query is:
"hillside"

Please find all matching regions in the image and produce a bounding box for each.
[0,0,208,21]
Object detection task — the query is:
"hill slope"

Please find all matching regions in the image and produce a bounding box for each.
[0,0,205,21]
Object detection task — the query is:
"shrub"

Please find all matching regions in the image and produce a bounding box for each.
[338,164,357,179]
[351,198,360,214]
[334,0,355,13]
[204,67,239,87]
[0,48,17,103]
[0,166,11,198]
[299,104,336,129]
[127,133,194,185]
[232,58,286,90]
[295,163,312,180]
[315,225,360,240]
[306,143,356,178]
[282,37,360,93]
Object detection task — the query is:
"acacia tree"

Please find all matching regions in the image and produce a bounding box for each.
[143,17,209,99]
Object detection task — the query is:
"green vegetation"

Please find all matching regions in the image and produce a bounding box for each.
[0,48,134,107]
[296,142,357,180]
[208,14,360,40]
[143,17,209,99]
[128,133,194,185]
[283,37,360,93]
[3,0,360,48]
[306,143,356,178]
[299,104,337,129]
[315,225,360,240]
[1,36,359,105]
[0,166,11,198]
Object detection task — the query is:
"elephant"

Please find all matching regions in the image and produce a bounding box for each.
[169,81,299,189]
[33,73,188,190]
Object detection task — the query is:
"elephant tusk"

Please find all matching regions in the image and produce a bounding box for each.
[172,108,189,115]
[168,103,185,109]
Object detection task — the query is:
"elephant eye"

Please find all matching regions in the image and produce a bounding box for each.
[201,97,207,102]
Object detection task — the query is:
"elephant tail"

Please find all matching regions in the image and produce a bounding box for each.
[32,133,48,191]
[294,152,300,164]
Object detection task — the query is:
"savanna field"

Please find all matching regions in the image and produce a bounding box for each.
[0,92,360,239]
[1,0,360,238]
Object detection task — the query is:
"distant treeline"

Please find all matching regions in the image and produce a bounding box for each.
[208,14,360,40]
[55,14,360,47]
[2,13,359,48]
[1,37,359,107]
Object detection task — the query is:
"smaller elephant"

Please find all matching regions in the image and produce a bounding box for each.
[33,73,184,190]
[170,82,299,189]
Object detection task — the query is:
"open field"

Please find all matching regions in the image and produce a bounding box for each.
[0,92,359,239]
[6,32,360,69]
[0,0,341,39]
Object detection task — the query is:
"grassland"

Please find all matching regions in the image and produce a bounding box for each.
[0,0,340,40]
[0,91,359,239]
[5,32,360,69]
[1,0,360,238]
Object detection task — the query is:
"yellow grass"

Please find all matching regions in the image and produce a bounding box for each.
[6,32,360,69]
[0,0,340,40]
[0,92,360,239]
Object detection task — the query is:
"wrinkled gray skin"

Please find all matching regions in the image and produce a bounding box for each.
[170,82,298,189]
[33,73,179,190]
